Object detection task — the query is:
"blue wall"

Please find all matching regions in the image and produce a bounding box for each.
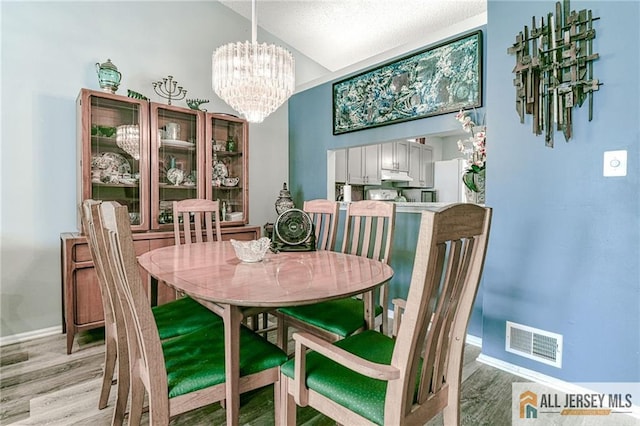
[289,27,487,338]
[290,1,639,383]
[484,0,639,382]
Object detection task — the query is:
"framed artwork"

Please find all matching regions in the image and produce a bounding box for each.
[333,30,482,135]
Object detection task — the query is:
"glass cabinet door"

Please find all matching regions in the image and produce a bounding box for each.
[77,89,150,231]
[205,114,248,225]
[150,103,205,231]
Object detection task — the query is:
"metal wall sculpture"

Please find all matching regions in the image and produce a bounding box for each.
[333,31,482,135]
[508,0,601,147]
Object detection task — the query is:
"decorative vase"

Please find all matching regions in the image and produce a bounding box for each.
[95,59,121,94]
[226,136,236,152]
[463,169,485,204]
[275,183,295,215]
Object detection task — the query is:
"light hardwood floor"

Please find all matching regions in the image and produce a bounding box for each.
[0,328,519,425]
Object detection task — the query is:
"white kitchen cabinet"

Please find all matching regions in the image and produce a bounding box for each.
[380,141,409,172]
[335,148,347,182]
[403,144,434,188]
[347,144,381,185]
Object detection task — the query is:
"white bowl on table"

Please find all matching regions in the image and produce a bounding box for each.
[230,237,271,263]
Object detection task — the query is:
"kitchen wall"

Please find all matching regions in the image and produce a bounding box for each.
[289,0,640,385]
[289,26,488,337]
[0,2,327,339]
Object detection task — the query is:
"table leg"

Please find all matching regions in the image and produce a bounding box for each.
[222,304,243,426]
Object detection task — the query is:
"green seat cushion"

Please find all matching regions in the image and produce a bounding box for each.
[152,296,223,340]
[163,324,288,398]
[281,330,393,425]
[278,298,383,338]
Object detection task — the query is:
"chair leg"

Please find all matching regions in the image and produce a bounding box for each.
[98,334,117,409]
[442,403,460,426]
[111,343,129,426]
[276,376,296,426]
[442,361,462,426]
[276,316,288,351]
[273,378,281,424]
[381,313,388,336]
[128,376,145,426]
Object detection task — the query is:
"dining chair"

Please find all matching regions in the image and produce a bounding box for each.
[169,198,221,300]
[276,200,395,350]
[275,199,340,348]
[172,198,271,334]
[93,201,287,425]
[303,199,340,251]
[80,200,128,422]
[172,198,222,245]
[278,203,492,426]
[80,200,224,423]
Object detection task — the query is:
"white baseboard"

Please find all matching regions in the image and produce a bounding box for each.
[0,326,62,347]
[477,353,640,420]
[465,334,482,347]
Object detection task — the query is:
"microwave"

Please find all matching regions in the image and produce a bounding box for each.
[421,190,437,202]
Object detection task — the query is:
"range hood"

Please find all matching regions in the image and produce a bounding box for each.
[380,169,413,182]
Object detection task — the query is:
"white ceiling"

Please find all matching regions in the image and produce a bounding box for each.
[219,0,487,73]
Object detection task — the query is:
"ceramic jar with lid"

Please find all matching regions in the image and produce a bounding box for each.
[95,59,122,93]
[275,182,295,215]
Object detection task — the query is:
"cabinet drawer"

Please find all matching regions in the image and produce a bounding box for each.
[73,243,93,263]
[73,239,149,262]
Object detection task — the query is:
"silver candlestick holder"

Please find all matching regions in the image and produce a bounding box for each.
[152,75,187,105]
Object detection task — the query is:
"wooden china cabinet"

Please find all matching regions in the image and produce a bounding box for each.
[61,89,258,353]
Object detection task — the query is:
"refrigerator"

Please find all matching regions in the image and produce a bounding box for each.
[433,158,468,203]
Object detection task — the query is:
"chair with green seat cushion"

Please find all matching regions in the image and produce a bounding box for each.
[277,299,383,339]
[303,199,340,251]
[278,203,492,426]
[93,201,287,425]
[173,198,270,335]
[281,330,392,424]
[276,200,395,350]
[152,296,222,340]
[163,324,286,399]
[80,200,224,421]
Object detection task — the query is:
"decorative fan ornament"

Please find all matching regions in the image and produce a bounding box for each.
[274,209,313,246]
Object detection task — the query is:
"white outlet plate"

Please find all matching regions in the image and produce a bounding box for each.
[603,150,627,177]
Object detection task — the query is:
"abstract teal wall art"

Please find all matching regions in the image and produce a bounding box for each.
[333,31,482,135]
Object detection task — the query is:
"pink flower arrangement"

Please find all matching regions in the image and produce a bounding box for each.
[456,110,486,168]
[455,109,486,192]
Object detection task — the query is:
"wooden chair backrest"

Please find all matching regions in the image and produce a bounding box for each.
[340,200,396,334]
[341,200,395,264]
[82,200,131,419]
[303,199,339,251]
[80,200,117,336]
[92,201,171,421]
[385,203,492,424]
[173,199,222,245]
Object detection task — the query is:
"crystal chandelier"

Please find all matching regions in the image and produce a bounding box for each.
[212,0,295,123]
[116,125,140,160]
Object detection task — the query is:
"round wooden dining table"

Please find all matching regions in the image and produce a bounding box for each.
[137,241,394,426]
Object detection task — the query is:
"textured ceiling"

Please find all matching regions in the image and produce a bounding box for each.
[219,0,487,72]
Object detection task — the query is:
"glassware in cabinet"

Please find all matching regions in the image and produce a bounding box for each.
[77,89,150,231]
[205,114,248,225]
[150,103,205,230]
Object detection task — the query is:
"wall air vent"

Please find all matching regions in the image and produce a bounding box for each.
[505,321,563,368]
